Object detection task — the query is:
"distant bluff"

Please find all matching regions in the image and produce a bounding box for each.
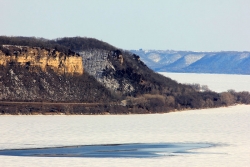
[131,50,250,74]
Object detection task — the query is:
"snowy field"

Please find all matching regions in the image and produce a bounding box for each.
[0,73,250,167]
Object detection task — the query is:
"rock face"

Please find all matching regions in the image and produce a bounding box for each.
[79,50,134,94]
[0,45,83,75]
[0,45,114,103]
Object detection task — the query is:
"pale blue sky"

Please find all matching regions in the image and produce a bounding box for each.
[1,0,250,51]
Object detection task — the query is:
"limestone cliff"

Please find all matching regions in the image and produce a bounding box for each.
[0,45,83,75]
[0,45,116,103]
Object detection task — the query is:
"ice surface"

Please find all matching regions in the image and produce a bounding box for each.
[0,105,250,167]
[159,72,250,92]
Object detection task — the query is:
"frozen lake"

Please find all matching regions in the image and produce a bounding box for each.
[159,72,250,92]
[0,106,250,167]
[0,73,250,166]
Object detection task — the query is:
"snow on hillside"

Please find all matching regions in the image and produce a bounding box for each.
[148,53,161,62]
[130,50,250,74]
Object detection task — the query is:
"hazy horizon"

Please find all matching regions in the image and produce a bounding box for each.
[1,0,250,51]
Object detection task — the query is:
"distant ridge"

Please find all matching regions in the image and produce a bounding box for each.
[131,50,250,74]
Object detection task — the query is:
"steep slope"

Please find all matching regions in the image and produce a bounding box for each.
[0,45,114,103]
[184,52,250,74]
[160,54,204,72]
[55,38,236,112]
[55,38,195,97]
[131,50,250,74]
[50,37,250,110]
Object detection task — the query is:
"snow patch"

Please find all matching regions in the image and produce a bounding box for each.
[239,53,250,59]
[148,53,161,62]
[184,54,204,65]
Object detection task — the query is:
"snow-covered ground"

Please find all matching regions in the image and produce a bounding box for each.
[0,73,250,167]
[160,72,250,92]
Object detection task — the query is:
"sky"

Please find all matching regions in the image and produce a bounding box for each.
[1,0,250,51]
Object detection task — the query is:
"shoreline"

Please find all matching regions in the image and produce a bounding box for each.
[0,104,248,116]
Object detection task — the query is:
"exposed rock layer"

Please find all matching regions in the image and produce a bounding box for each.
[0,45,114,103]
[0,45,83,75]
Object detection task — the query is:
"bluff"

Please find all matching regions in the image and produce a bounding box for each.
[56,37,250,107]
[0,45,115,105]
[131,50,250,74]
[0,45,83,75]
[0,36,250,115]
